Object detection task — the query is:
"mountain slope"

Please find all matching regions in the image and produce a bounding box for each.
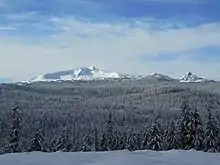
[145,72,174,81]
[23,68,217,83]
[180,72,214,83]
[30,67,136,82]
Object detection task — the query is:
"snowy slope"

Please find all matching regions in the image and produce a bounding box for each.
[23,68,216,84]
[180,72,213,83]
[30,67,136,82]
[146,72,174,81]
[0,150,219,165]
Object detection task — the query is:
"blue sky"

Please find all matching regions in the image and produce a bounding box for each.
[0,0,220,81]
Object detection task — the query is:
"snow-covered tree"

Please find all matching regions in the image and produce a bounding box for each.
[116,132,126,151]
[6,106,21,153]
[54,128,72,152]
[191,109,204,151]
[141,127,149,150]
[179,101,194,150]
[165,122,180,150]
[126,132,138,151]
[136,132,143,150]
[106,113,116,150]
[99,133,108,151]
[29,131,44,152]
[93,128,99,151]
[203,110,220,152]
[147,121,164,151]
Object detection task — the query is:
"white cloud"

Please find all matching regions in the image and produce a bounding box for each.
[0,26,16,31]
[0,17,220,81]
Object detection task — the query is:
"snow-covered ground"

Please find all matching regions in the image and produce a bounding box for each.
[0,150,219,165]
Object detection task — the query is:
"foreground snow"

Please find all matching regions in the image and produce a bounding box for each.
[0,150,220,165]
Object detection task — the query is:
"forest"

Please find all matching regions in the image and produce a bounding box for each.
[0,81,220,154]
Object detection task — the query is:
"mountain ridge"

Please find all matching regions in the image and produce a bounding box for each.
[28,66,138,83]
[20,67,216,83]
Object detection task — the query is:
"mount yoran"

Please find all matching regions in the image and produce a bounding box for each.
[23,66,215,83]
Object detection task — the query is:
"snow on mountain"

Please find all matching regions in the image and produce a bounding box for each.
[24,68,216,84]
[146,72,174,81]
[180,72,213,83]
[0,150,220,165]
[29,67,137,82]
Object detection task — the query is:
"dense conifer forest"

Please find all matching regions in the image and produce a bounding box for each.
[0,81,220,154]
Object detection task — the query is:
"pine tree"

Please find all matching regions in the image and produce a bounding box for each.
[81,137,91,152]
[141,127,149,150]
[179,101,194,150]
[7,106,21,153]
[165,122,180,150]
[29,131,44,152]
[116,132,126,151]
[106,113,115,150]
[99,133,108,151]
[93,128,99,151]
[191,109,204,151]
[126,132,138,151]
[54,128,72,152]
[147,121,164,151]
[136,132,143,150]
[203,110,220,153]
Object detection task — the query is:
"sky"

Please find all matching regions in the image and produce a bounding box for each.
[0,0,220,82]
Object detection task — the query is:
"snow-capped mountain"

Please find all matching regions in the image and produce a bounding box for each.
[146,72,174,81]
[180,72,213,83]
[22,67,216,84]
[29,66,137,82]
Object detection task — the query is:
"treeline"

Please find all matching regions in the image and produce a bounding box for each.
[1,101,220,155]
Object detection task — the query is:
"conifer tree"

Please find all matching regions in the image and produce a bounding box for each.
[116,132,126,150]
[191,109,204,151]
[147,121,164,151]
[7,106,21,153]
[126,132,138,151]
[203,110,220,152]
[106,113,115,150]
[141,127,149,150]
[179,101,194,150]
[165,122,180,150]
[93,128,99,151]
[29,131,44,152]
[99,133,108,151]
[81,136,91,152]
[54,128,72,152]
[136,132,143,150]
